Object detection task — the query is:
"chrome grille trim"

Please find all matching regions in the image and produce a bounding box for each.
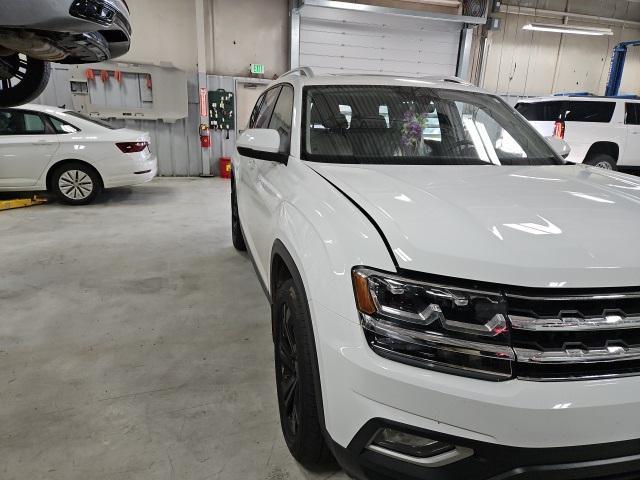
[510,312,640,331]
[515,345,640,364]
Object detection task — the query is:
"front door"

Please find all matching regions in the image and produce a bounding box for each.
[0,109,59,187]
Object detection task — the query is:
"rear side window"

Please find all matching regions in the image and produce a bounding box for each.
[515,101,565,121]
[626,103,640,125]
[565,101,615,123]
[49,115,80,134]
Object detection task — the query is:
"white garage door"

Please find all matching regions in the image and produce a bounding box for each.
[299,6,462,77]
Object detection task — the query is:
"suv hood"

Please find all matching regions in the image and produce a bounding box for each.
[309,163,640,289]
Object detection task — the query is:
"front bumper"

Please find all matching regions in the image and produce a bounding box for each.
[332,419,640,480]
[311,302,640,479]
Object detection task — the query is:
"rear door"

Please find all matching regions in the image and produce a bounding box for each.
[623,102,640,166]
[0,109,59,187]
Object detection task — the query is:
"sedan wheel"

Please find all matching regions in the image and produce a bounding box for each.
[52,163,101,205]
[58,170,94,201]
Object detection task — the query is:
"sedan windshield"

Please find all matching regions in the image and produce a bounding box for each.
[302,85,562,166]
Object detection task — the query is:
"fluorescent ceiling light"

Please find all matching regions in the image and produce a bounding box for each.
[523,23,614,36]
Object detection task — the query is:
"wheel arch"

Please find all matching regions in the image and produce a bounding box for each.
[585,142,620,162]
[46,159,104,191]
[270,238,329,435]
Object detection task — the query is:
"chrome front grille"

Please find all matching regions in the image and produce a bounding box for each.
[507,290,640,381]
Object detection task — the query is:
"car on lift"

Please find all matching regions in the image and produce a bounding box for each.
[516,96,640,171]
[232,69,640,480]
[0,104,157,205]
[0,0,131,107]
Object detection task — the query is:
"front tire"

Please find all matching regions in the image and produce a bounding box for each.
[585,153,616,171]
[0,54,51,107]
[274,279,334,469]
[51,163,102,205]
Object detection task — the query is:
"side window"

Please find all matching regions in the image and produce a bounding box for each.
[565,102,615,123]
[23,113,47,134]
[249,94,265,129]
[0,110,46,135]
[254,87,281,129]
[49,115,80,134]
[268,85,294,155]
[626,103,640,126]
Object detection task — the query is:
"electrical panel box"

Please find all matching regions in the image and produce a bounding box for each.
[68,62,188,123]
[209,89,234,132]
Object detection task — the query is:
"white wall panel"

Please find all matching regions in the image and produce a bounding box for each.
[482,12,640,97]
[299,7,462,77]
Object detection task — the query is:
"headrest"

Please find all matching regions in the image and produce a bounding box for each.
[350,115,388,130]
[311,107,348,130]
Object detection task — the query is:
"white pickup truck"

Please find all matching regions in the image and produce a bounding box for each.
[516,96,640,171]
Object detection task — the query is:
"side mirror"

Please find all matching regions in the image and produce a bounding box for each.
[545,136,571,159]
[237,128,287,164]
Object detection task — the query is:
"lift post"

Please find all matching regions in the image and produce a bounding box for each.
[605,40,640,97]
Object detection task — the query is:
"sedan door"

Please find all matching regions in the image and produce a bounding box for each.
[0,110,59,187]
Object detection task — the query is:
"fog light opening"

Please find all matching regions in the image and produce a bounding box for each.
[367,428,474,467]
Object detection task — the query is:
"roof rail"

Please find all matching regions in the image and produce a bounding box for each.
[420,75,473,86]
[279,67,315,79]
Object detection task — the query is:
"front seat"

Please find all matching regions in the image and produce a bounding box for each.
[308,106,352,158]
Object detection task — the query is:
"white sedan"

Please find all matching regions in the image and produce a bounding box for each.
[0,104,157,205]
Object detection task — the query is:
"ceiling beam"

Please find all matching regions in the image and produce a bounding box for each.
[300,0,486,24]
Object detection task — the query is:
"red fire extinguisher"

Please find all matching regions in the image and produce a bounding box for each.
[199,124,210,148]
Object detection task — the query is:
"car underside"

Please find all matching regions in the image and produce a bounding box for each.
[0,0,131,106]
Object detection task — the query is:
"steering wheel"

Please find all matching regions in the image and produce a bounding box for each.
[447,139,476,155]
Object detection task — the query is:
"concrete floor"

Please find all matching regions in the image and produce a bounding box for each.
[0,178,348,480]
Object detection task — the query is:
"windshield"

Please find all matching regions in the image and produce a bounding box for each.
[302,85,562,166]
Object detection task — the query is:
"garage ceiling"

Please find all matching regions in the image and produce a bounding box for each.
[502,0,640,23]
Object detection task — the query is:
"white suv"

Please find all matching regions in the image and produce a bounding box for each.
[232,70,640,480]
[516,96,640,171]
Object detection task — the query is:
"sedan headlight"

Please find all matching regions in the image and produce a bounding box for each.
[352,267,515,381]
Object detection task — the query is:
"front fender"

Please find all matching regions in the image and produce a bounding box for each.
[271,178,396,324]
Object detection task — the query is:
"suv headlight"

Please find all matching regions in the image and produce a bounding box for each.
[352,267,515,381]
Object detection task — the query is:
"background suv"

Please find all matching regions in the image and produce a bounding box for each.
[516,96,640,171]
[232,70,640,480]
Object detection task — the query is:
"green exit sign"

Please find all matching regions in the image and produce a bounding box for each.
[250,64,265,75]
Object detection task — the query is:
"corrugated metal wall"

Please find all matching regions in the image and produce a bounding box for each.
[34,65,203,177]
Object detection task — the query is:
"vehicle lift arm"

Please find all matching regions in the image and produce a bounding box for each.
[605,40,640,97]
